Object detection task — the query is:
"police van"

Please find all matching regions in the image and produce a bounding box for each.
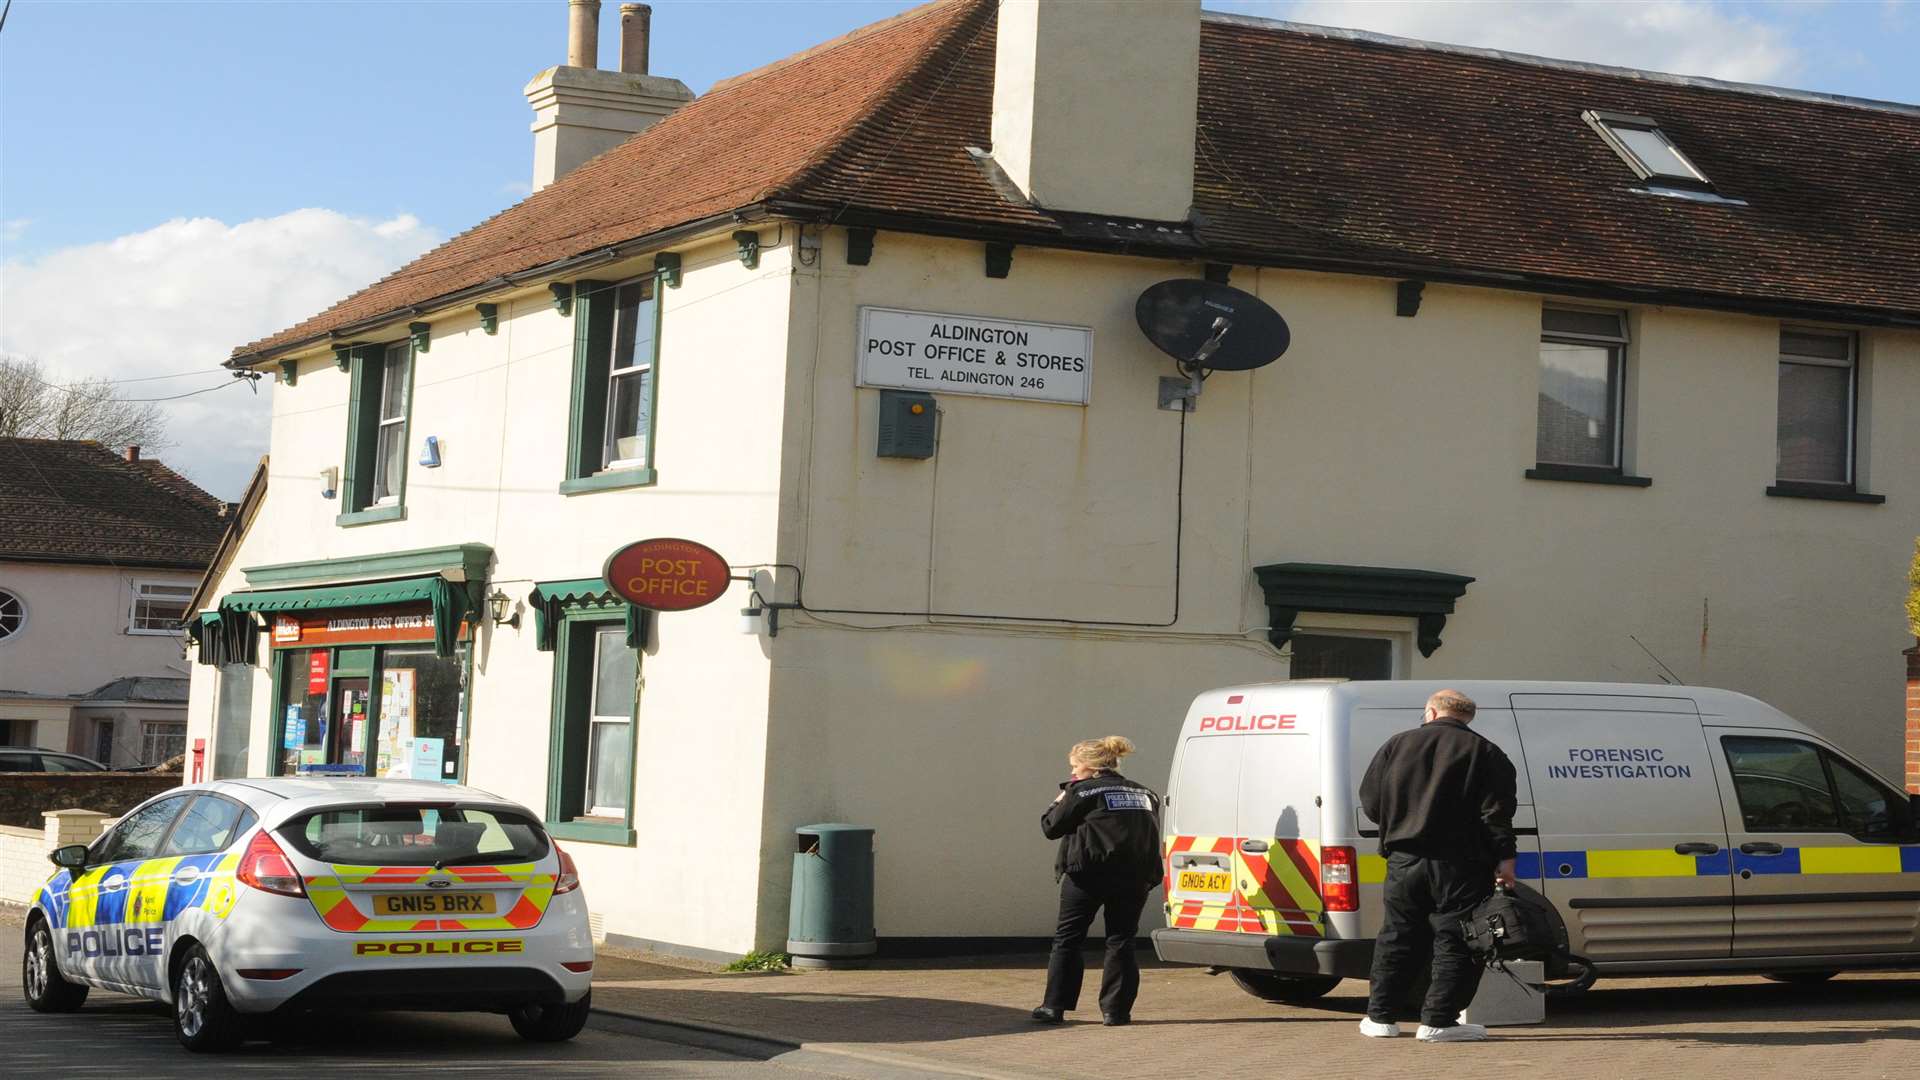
[21,778,594,1050]
[1151,680,1920,1001]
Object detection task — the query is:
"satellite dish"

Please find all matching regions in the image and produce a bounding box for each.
[1134,279,1290,374]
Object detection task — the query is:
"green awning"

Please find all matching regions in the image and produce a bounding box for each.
[187,610,259,667]
[218,575,474,658]
[527,578,646,652]
[222,578,440,612]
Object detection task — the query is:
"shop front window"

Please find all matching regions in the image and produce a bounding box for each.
[272,631,467,781]
[375,646,465,781]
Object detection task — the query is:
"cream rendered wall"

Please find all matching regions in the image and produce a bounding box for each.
[0,563,196,700]
[181,232,796,955]
[764,230,1920,938]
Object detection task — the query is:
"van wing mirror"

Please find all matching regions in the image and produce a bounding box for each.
[48,844,88,870]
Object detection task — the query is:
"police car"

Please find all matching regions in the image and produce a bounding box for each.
[20,778,594,1051]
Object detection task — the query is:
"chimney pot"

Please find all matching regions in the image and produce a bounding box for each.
[568,0,602,68]
[620,4,651,75]
[124,445,140,463]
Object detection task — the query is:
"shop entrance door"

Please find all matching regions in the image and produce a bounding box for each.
[331,678,371,773]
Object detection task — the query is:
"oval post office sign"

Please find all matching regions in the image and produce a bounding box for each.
[604,538,733,611]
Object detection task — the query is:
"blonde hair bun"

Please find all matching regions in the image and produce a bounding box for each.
[1070,735,1136,772]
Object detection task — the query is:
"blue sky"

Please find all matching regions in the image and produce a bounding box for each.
[1,0,1915,497]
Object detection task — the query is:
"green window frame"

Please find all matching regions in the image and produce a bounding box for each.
[560,275,662,495]
[339,340,416,526]
[543,596,643,845]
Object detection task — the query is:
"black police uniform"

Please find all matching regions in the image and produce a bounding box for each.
[1358,717,1518,1029]
[1038,771,1163,1022]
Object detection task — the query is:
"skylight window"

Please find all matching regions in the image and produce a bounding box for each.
[1583,110,1710,187]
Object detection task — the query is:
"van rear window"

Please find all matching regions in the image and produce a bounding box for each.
[281,805,549,867]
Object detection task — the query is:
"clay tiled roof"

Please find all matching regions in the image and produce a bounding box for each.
[0,439,227,569]
[233,0,1920,361]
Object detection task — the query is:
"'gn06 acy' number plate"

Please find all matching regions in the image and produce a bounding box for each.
[1177,870,1232,893]
[372,892,496,915]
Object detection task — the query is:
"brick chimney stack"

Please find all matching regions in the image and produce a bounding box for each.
[123,445,141,463]
[525,0,691,191]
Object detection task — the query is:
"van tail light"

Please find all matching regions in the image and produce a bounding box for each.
[553,843,581,895]
[1321,845,1358,913]
[236,830,306,898]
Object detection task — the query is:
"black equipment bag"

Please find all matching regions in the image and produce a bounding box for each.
[1462,882,1573,980]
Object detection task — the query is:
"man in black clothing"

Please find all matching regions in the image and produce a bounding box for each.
[1357,689,1517,1043]
[1034,736,1163,1027]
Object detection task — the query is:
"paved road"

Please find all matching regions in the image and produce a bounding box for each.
[0,920,838,1078]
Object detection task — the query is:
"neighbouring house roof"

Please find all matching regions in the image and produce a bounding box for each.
[78,676,190,705]
[0,439,228,570]
[232,0,1920,363]
[184,455,268,620]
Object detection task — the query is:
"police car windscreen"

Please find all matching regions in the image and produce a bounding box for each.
[281,805,550,867]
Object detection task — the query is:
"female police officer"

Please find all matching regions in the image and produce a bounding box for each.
[1034,736,1163,1027]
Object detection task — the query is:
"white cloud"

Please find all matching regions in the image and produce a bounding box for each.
[2,218,29,244]
[0,209,439,499]
[1277,0,1800,83]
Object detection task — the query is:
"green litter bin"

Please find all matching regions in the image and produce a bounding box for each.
[786,824,876,969]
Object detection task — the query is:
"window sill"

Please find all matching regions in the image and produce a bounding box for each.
[559,467,656,496]
[1524,465,1653,487]
[336,504,407,527]
[1765,482,1885,505]
[545,819,635,846]
[127,628,185,637]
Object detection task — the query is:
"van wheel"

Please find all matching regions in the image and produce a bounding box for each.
[173,945,245,1052]
[1764,971,1838,985]
[1229,970,1343,1003]
[23,919,88,1013]
[509,991,592,1041]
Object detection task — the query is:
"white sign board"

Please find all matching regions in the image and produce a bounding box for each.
[857,306,1093,405]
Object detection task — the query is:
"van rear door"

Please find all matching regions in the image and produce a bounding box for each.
[1234,731,1323,937]
[1166,735,1247,932]
[1513,694,1731,962]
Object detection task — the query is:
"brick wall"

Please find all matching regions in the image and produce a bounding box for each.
[0,771,180,830]
[0,824,49,907]
[1907,645,1920,795]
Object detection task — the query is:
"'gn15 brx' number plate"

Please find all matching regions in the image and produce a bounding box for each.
[372,892,497,916]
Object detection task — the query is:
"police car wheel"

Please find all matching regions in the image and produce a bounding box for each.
[23,919,88,1013]
[1228,969,1343,1003]
[508,990,592,1042]
[173,946,244,1051]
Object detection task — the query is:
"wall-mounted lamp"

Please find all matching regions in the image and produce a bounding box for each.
[419,435,442,468]
[319,466,338,500]
[487,588,520,629]
[739,599,765,635]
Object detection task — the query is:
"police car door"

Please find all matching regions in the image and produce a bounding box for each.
[1513,695,1732,963]
[144,794,255,991]
[1710,730,1920,958]
[67,793,194,993]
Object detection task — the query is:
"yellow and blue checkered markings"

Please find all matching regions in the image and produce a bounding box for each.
[37,854,240,930]
[1523,846,1920,880]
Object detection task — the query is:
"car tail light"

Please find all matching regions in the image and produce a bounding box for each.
[1321,845,1358,912]
[236,830,306,898]
[560,961,594,973]
[553,843,581,895]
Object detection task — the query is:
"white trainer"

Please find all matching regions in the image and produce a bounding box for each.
[1416,1023,1488,1042]
[1358,1018,1402,1038]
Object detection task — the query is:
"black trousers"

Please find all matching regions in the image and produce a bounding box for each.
[1366,852,1492,1028]
[1041,871,1150,1016]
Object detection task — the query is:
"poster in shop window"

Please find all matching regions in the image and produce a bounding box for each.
[377,668,416,778]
